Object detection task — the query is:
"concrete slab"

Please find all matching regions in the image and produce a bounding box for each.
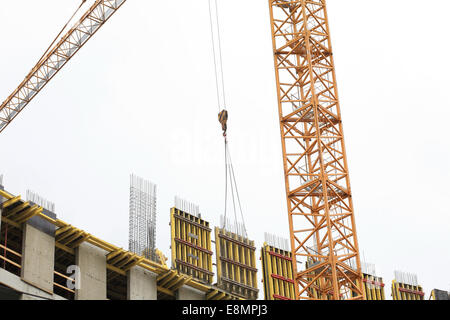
[0,268,65,300]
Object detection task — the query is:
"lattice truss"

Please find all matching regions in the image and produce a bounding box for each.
[0,0,127,132]
[268,0,364,300]
[129,174,157,261]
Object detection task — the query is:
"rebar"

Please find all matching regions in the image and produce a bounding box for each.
[129,174,157,261]
[26,189,55,212]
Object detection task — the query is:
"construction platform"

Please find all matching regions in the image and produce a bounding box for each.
[0,186,240,300]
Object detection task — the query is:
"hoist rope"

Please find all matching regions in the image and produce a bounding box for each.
[226,142,247,236]
[208,0,227,111]
[208,0,247,237]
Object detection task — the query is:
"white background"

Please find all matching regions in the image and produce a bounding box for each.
[0,0,449,298]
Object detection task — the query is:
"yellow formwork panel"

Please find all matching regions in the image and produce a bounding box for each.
[362,274,385,300]
[215,227,258,300]
[391,280,424,300]
[260,243,295,300]
[170,208,213,284]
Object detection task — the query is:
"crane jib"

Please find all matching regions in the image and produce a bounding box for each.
[0,0,127,134]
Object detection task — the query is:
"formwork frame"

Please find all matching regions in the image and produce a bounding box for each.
[362,274,385,300]
[268,0,364,299]
[170,207,214,284]
[261,243,295,300]
[215,227,258,300]
[391,281,424,300]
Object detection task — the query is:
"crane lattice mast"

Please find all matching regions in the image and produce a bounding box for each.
[0,0,127,133]
[268,0,364,300]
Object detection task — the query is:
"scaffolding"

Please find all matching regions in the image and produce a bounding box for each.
[128,174,157,262]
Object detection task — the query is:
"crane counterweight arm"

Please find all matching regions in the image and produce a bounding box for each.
[0,0,127,133]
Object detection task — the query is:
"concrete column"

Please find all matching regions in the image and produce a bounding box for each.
[21,223,55,294]
[177,285,206,300]
[75,242,107,300]
[127,266,157,300]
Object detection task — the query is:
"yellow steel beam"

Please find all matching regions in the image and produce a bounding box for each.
[61,230,83,246]
[4,201,30,217]
[106,264,127,276]
[16,206,43,224]
[55,225,72,237]
[171,276,192,292]
[123,257,145,272]
[165,275,184,290]
[70,234,91,248]
[55,242,75,255]
[107,249,124,261]
[57,228,78,242]
[158,271,177,287]
[213,292,226,300]
[206,289,219,300]
[1,216,21,229]
[157,286,175,297]
[109,252,127,266]
[0,189,13,200]
[1,196,22,209]
[13,204,39,222]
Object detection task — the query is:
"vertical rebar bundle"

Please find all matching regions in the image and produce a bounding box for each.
[362,262,377,277]
[174,196,200,218]
[129,174,157,260]
[264,232,290,252]
[394,270,418,286]
[220,215,247,238]
[26,190,55,212]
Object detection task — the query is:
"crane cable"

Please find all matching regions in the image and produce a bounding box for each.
[208,0,247,237]
[208,0,226,111]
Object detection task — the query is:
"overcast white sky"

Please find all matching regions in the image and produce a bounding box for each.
[1,0,449,299]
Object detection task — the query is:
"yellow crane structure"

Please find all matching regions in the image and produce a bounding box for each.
[0,0,364,300]
[268,0,364,299]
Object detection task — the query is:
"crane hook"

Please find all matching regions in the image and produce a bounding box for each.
[218,109,228,137]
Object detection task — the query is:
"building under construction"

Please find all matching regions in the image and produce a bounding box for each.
[0,178,445,300]
[0,182,241,300]
[0,0,446,301]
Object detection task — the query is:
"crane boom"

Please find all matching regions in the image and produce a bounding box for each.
[268,0,364,299]
[0,0,127,133]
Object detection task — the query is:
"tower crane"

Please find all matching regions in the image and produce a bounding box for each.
[0,0,364,300]
[268,0,364,299]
